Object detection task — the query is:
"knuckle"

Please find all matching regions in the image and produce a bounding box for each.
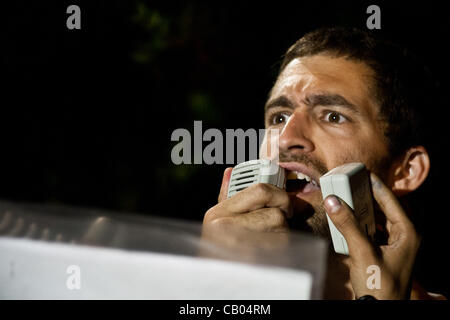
[252,183,273,199]
[280,190,290,204]
[408,223,418,237]
[254,182,271,194]
[408,225,422,249]
[208,216,233,229]
[334,210,354,229]
[203,207,216,223]
[268,208,286,227]
[203,205,226,223]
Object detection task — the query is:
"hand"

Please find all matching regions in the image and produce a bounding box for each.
[201,168,292,248]
[324,173,421,299]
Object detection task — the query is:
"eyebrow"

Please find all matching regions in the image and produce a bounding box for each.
[265,93,360,114]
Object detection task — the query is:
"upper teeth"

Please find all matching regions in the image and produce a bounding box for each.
[287,171,316,185]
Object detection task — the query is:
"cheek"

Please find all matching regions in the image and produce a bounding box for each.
[355,125,390,170]
[315,133,389,173]
[357,140,390,174]
[309,130,354,168]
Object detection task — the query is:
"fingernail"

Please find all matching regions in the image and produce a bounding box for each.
[325,196,341,214]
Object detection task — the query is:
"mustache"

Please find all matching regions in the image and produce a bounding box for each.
[278,152,328,176]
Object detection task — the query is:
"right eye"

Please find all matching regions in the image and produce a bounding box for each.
[270,112,290,126]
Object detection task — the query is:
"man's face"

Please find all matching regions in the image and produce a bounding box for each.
[260,54,391,237]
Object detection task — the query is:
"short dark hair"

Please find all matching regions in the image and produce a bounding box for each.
[279,27,437,159]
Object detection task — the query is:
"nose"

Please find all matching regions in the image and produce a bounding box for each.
[279,111,314,154]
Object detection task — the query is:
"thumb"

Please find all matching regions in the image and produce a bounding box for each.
[324,195,373,257]
[218,167,233,203]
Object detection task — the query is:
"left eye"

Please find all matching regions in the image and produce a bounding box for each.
[325,111,347,124]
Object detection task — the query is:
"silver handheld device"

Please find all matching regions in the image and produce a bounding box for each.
[227,159,286,198]
[319,163,376,255]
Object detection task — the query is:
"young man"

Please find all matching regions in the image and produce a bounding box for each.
[202,27,445,299]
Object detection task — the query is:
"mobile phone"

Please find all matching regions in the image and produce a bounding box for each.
[319,163,376,255]
[227,159,286,198]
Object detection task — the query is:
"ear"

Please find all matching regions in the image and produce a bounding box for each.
[387,146,430,196]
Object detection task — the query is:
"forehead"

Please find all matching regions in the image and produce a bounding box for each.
[270,54,378,114]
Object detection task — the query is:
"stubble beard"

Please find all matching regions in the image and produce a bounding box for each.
[281,152,391,243]
[306,205,333,241]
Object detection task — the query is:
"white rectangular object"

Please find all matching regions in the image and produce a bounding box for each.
[319,163,375,255]
[0,237,312,300]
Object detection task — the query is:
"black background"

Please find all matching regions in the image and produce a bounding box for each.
[2,1,449,296]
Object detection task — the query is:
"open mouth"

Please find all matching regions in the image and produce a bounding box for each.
[285,171,319,194]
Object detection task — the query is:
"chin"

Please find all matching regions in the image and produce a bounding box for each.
[288,197,332,241]
[306,213,332,241]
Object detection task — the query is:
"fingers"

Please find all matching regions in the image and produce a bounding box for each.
[218,167,233,203]
[370,173,420,257]
[206,182,292,223]
[324,195,374,258]
[217,167,291,215]
[370,173,414,230]
[205,168,291,235]
[224,183,292,217]
[209,207,288,232]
